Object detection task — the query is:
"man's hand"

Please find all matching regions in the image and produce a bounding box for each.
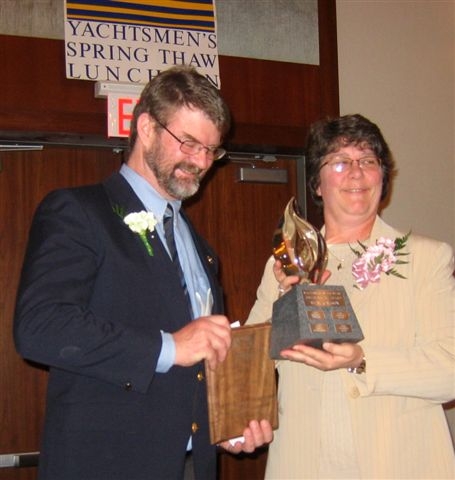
[172,315,231,370]
[219,420,274,454]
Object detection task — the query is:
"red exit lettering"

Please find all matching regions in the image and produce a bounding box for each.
[118,97,139,136]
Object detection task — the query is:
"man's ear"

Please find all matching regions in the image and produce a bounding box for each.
[137,112,156,147]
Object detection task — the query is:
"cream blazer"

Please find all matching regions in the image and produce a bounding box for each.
[247,216,455,479]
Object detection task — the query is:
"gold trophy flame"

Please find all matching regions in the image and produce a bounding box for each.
[272,197,328,284]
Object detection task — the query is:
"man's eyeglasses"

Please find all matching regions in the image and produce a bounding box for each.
[320,155,381,173]
[154,118,226,161]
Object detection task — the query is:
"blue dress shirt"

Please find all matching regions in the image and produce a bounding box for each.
[120,164,212,372]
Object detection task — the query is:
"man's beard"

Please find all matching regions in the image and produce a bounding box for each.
[145,142,205,200]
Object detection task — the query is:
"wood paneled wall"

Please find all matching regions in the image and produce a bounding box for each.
[0,2,339,478]
[0,0,338,145]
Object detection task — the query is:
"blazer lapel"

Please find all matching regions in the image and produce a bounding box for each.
[103,172,222,317]
[102,173,193,325]
[180,209,223,314]
[102,172,169,260]
[350,216,403,311]
[103,172,145,217]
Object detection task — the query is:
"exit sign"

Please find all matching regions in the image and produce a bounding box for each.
[107,94,139,138]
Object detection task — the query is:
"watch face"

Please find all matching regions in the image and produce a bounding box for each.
[348,357,366,374]
[356,358,366,374]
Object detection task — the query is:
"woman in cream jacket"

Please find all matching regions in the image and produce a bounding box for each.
[247,114,455,479]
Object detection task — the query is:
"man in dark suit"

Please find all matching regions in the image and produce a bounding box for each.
[14,65,272,480]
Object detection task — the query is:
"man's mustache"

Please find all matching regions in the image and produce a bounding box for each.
[174,162,204,177]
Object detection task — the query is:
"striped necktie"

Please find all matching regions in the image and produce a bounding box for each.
[163,204,193,317]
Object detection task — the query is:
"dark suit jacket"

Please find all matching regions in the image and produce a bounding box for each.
[14,173,224,480]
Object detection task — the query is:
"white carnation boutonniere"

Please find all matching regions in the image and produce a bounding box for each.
[124,211,157,256]
[113,205,157,256]
[351,232,410,290]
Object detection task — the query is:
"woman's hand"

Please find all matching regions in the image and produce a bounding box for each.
[280,341,365,372]
[273,260,299,296]
[273,259,332,296]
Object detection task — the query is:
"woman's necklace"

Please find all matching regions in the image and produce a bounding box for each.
[327,237,370,272]
[326,229,372,272]
[328,248,345,271]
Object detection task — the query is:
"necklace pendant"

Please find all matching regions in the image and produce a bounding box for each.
[337,262,343,271]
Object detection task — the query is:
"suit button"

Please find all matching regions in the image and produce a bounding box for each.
[191,422,199,434]
[124,382,133,391]
[197,371,204,382]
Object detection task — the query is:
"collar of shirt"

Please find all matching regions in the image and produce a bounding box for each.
[119,164,181,222]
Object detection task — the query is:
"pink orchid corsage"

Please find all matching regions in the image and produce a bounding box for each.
[351,232,410,289]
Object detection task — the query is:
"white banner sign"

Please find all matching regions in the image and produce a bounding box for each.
[64,1,220,87]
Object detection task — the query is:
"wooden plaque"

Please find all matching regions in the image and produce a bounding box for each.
[205,322,278,444]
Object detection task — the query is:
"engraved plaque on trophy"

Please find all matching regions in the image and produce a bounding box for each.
[270,198,364,358]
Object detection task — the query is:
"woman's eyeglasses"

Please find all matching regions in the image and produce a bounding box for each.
[320,155,381,173]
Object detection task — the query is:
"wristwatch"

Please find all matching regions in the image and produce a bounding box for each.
[347,357,366,374]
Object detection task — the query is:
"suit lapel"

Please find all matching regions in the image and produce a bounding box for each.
[102,172,170,260]
[180,210,223,314]
[102,173,209,323]
[103,172,145,218]
[102,172,222,316]
[350,216,403,311]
